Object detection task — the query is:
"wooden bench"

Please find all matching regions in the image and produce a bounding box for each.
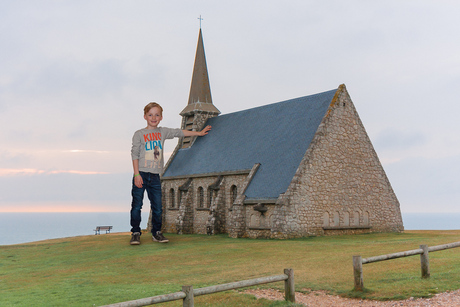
[94,226,113,235]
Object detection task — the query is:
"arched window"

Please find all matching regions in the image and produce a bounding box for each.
[333,211,340,226]
[363,211,370,226]
[198,187,204,208]
[208,189,213,208]
[250,214,257,227]
[170,188,175,208]
[230,185,238,204]
[322,212,330,227]
[354,211,360,226]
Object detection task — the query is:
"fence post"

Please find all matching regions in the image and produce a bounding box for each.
[353,255,363,291]
[420,245,430,279]
[284,268,295,303]
[182,285,194,307]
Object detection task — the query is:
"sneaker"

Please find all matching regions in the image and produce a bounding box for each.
[130,232,141,245]
[152,231,169,243]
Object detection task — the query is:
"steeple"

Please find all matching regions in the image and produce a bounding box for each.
[187,28,213,106]
[180,28,220,148]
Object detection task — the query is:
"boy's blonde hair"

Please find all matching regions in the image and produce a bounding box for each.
[144,102,163,115]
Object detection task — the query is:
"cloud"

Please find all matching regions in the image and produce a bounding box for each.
[64,150,110,154]
[0,150,130,174]
[0,172,130,203]
[385,154,460,213]
[373,129,427,151]
[0,169,109,176]
[2,56,166,106]
[0,169,46,176]
[0,151,32,168]
[0,201,127,212]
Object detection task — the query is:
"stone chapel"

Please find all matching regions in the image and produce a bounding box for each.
[150,29,404,239]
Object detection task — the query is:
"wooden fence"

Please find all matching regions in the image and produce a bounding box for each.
[353,241,460,291]
[101,268,295,307]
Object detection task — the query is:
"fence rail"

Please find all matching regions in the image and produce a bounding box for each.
[101,268,295,307]
[353,241,460,291]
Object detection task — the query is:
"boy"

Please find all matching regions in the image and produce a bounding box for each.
[130,102,211,245]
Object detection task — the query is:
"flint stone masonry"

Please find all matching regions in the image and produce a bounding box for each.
[270,85,403,238]
[161,173,248,235]
[153,85,404,239]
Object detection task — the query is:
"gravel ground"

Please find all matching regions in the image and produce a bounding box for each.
[244,288,460,306]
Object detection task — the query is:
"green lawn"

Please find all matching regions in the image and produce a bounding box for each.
[1,230,459,306]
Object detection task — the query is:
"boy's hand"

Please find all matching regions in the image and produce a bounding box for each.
[134,175,143,188]
[198,125,212,136]
[182,125,212,137]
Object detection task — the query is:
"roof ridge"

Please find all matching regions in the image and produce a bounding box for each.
[216,87,339,118]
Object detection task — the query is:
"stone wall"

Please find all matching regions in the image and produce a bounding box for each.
[161,173,248,235]
[245,203,276,239]
[271,85,404,238]
[180,111,217,148]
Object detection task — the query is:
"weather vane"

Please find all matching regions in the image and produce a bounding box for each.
[198,15,203,28]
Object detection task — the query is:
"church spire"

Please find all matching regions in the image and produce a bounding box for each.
[187,28,213,105]
[180,28,220,148]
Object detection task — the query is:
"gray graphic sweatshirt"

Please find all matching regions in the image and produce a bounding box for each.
[131,127,184,174]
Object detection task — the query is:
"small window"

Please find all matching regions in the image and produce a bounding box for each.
[333,211,340,226]
[250,214,257,227]
[179,190,186,205]
[208,189,213,208]
[323,212,330,227]
[363,211,370,226]
[354,211,360,226]
[198,187,204,208]
[230,185,238,204]
[170,188,175,208]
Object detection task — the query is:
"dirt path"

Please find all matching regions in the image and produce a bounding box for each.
[244,288,460,306]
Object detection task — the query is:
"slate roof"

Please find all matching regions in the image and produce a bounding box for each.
[163,88,338,200]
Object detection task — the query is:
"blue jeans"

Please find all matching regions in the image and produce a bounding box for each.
[130,172,162,234]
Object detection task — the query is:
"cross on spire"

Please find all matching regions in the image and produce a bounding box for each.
[198,15,203,28]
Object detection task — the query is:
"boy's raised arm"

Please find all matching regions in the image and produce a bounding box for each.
[182,125,211,137]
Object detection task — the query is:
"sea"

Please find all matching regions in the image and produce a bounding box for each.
[0,212,459,246]
[0,212,149,246]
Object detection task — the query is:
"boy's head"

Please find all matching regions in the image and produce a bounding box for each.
[144,102,163,129]
[144,102,163,116]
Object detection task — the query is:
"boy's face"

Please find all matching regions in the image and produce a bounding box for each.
[144,106,163,129]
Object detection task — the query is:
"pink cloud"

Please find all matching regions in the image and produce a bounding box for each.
[0,168,109,176]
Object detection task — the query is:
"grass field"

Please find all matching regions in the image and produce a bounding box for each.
[1,230,459,306]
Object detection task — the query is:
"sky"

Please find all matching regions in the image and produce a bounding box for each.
[1,0,460,213]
